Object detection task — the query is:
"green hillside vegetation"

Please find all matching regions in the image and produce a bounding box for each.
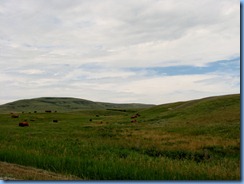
[0,97,154,113]
[140,94,240,138]
[0,94,240,180]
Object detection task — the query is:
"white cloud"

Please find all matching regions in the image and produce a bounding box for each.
[0,0,240,105]
[106,73,240,104]
[18,69,44,75]
[0,0,239,65]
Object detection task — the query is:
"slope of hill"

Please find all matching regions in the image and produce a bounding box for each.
[138,94,240,137]
[141,94,240,116]
[0,97,155,113]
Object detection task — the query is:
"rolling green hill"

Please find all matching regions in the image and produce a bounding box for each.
[138,94,240,137]
[137,94,239,134]
[0,97,155,113]
[140,93,240,117]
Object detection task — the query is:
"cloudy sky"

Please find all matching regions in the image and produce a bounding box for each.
[0,0,240,105]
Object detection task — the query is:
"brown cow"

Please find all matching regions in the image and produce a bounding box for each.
[136,113,141,117]
[19,122,29,127]
[11,114,19,118]
[131,113,141,119]
[131,115,137,119]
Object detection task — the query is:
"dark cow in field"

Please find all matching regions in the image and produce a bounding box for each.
[19,122,29,127]
[45,110,52,113]
[131,119,137,123]
[130,113,141,123]
[53,120,58,123]
[131,113,141,118]
[11,114,19,118]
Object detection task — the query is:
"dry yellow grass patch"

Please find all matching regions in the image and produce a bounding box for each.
[119,128,239,151]
[0,161,81,180]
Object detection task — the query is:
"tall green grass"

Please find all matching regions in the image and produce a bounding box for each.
[0,94,240,180]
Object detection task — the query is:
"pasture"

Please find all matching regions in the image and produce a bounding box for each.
[0,94,240,180]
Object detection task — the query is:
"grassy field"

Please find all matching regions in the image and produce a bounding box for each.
[0,94,240,180]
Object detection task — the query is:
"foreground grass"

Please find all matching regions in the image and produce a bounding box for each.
[0,94,240,180]
[0,161,81,180]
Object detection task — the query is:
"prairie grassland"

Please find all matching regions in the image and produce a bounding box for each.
[0,94,240,180]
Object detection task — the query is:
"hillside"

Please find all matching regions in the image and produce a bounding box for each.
[0,97,155,113]
[141,94,240,116]
[137,94,240,137]
[140,94,240,114]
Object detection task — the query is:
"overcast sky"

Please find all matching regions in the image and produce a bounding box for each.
[0,0,240,105]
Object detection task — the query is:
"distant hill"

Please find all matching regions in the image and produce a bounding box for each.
[139,94,240,127]
[0,94,240,115]
[0,97,155,113]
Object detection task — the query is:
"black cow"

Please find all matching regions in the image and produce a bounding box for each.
[19,122,29,127]
[11,114,19,118]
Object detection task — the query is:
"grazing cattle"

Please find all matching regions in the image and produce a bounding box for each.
[136,113,140,117]
[53,120,58,123]
[11,114,19,118]
[131,119,137,123]
[19,122,29,127]
[89,119,92,122]
[45,110,52,113]
[34,111,37,113]
[131,115,137,119]
[131,113,141,119]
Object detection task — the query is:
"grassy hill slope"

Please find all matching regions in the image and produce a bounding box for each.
[0,97,155,113]
[140,94,240,122]
[137,93,240,139]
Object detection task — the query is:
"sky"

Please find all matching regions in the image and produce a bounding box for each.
[0,0,240,105]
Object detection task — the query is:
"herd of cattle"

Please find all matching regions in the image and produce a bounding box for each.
[10,110,58,127]
[130,113,141,123]
[10,111,141,127]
